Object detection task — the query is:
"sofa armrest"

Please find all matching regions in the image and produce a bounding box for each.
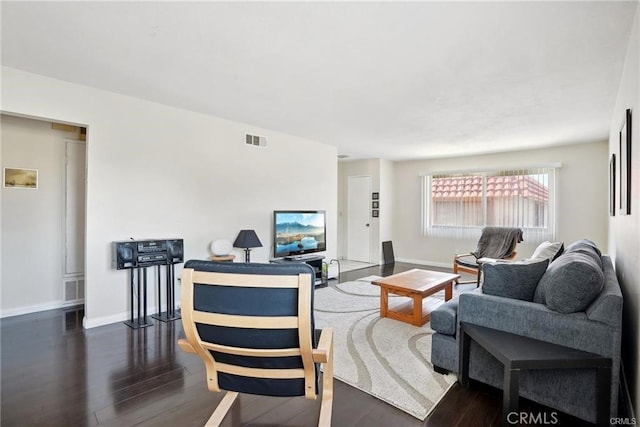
[458,292,619,358]
[431,298,459,335]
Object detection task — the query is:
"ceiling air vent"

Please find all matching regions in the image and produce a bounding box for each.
[245,133,267,147]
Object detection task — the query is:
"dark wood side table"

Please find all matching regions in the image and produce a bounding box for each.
[459,322,612,426]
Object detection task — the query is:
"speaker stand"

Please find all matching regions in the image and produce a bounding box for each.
[124,267,154,329]
[151,264,181,322]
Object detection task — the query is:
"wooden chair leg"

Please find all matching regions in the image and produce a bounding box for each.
[205,391,239,427]
[318,348,334,427]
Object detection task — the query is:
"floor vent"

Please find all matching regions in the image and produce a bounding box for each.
[245,133,267,147]
[64,277,85,303]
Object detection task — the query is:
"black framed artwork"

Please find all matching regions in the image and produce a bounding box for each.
[372,192,379,200]
[372,201,379,209]
[372,209,379,218]
[619,108,632,215]
[609,154,616,216]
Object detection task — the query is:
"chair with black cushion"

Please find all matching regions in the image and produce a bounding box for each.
[178,260,334,427]
[453,227,523,286]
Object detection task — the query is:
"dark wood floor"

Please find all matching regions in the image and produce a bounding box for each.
[1,262,593,426]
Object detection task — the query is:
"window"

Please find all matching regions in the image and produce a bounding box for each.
[422,167,557,242]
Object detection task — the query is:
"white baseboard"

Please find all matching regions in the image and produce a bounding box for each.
[83,311,129,329]
[0,301,65,319]
[83,303,176,329]
[395,257,452,269]
[0,300,177,330]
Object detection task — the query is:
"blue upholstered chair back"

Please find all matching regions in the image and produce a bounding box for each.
[181,260,317,398]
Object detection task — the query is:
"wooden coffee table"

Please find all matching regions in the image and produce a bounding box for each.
[371,269,460,326]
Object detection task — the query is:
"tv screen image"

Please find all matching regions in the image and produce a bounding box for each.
[273,210,326,258]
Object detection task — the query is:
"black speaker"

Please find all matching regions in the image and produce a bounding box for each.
[166,239,184,264]
[382,241,395,265]
[113,241,138,270]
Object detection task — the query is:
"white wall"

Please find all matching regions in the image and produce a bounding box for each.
[609,6,640,416]
[1,115,83,315]
[0,67,337,328]
[393,141,609,266]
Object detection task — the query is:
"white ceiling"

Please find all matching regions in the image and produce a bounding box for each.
[1,1,637,160]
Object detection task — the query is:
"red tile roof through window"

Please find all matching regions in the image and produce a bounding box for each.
[432,175,548,201]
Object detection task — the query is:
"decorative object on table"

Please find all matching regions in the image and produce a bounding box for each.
[372,192,379,200]
[609,154,616,216]
[210,239,236,262]
[233,229,262,262]
[619,108,632,215]
[210,239,233,256]
[372,209,379,217]
[3,167,38,189]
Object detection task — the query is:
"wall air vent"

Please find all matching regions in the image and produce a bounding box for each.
[245,133,267,147]
[63,277,84,304]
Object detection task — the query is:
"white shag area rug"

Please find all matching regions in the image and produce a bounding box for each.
[314,280,456,420]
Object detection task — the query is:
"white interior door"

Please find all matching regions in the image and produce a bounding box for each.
[347,175,371,262]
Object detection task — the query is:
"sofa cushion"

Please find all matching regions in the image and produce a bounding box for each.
[563,239,602,269]
[529,241,564,262]
[564,239,601,256]
[535,252,604,313]
[431,298,459,336]
[481,258,549,302]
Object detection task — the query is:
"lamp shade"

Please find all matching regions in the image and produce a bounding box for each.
[233,230,262,249]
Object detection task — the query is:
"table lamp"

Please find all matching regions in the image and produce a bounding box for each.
[233,230,262,262]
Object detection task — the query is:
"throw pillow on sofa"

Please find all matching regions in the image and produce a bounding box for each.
[535,251,604,313]
[482,258,549,301]
[530,241,564,262]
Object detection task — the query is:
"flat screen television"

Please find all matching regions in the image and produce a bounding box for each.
[273,210,326,259]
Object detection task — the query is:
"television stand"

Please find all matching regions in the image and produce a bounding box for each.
[271,255,327,288]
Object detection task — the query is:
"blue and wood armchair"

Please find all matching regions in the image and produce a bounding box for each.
[178,260,334,426]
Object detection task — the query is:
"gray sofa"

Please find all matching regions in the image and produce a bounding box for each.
[430,239,623,424]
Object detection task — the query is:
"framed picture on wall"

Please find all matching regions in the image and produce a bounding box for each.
[619,108,632,215]
[372,201,379,209]
[609,154,616,216]
[372,192,379,200]
[3,167,38,189]
[372,209,379,218]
